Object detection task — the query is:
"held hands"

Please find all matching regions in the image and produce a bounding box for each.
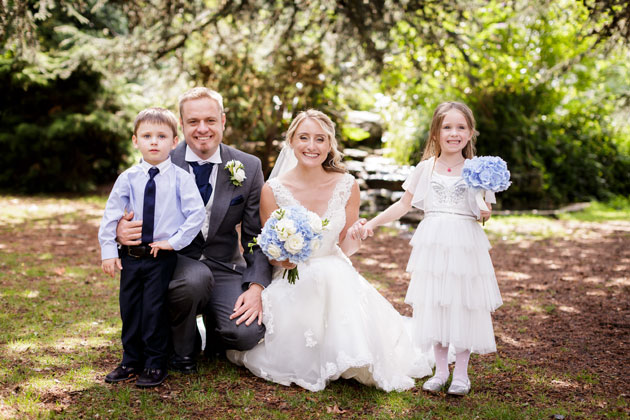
[230,283,264,326]
[102,258,122,277]
[116,211,142,245]
[149,240,173,257]
[348,218,375,241]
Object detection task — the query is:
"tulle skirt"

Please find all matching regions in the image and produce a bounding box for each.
[228,250,432,392]
[405,213,502,354]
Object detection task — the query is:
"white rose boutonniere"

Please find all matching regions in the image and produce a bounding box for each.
[225,160,246,187]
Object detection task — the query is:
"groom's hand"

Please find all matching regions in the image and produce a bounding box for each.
[230,283,263,326]
[116,211,142,245]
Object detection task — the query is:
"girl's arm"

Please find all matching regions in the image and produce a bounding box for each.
[362,190,414,237]
[338,181,362,256]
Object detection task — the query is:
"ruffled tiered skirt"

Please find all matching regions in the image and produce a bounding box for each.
[405,213,502,354]
[227,249,432,392]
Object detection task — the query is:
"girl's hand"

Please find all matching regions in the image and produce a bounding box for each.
[480,202,493,224]
[102,258,122,277]
[149,240,174,257]
[348,218,367,241]
[269,259,297,270]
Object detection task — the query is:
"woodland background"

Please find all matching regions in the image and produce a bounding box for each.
[1,0,630,209]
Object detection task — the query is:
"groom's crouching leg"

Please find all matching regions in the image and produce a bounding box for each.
[207,271,266,352]
[168,255,213,373]
[219,320,265,352]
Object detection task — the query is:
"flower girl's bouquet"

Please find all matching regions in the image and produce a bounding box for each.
[462,156,511,218]
[249,206,328,284]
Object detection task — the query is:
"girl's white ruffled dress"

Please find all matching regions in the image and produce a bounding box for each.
[227,174,432,392]
[403,157,502,354]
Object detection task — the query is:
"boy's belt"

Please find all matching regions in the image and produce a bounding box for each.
[120,245,174,259]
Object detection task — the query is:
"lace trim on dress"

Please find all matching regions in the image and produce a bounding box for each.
[267,173,355,218]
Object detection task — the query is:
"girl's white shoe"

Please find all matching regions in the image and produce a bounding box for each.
[422,375,448,393]
[447,377,471,396]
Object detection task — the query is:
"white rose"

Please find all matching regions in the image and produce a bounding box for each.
[307,212,323,234]
[266,243,282,259]
[311,238,321,251]
[285,233,305,254]
[275,219,296,241]
[233,168,246,183]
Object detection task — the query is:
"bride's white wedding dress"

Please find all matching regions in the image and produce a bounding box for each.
[227,173,432,391]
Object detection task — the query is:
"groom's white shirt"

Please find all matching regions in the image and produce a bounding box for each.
[185,146,222,240]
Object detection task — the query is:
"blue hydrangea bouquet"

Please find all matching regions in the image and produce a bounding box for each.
[462,156,511,216]
[249,206,329,284]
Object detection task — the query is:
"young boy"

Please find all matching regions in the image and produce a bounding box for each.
[98,107,206,387]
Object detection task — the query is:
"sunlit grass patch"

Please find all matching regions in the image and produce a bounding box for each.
[558,196,630,222]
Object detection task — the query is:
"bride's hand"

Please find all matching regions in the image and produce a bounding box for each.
[270,259,297,270]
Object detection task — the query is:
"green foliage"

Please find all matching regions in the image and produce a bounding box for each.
[0,58,129,192]
[380,0,630,208]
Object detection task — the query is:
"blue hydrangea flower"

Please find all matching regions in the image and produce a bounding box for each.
[462,156,511,192]
[250,206,328,284]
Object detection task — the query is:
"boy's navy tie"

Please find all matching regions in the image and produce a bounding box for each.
[141,167,159,244]
[188,161,214,205]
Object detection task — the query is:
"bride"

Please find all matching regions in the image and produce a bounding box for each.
[227,109,431,391]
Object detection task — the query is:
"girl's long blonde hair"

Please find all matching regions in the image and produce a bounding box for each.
[421,101,479,161]
[285,109,346,173]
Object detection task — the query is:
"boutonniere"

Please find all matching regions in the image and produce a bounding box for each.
[225,160,246,186]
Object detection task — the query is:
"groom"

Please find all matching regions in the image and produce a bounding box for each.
[116,87,272,373]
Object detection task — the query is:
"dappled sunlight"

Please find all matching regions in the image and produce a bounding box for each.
[7,339,40,354]
[22,290,40,299]
[497,270,532,281]
[558,305,580,314]
[550,379,579,390]
[359,257,380,266]
[495,332,538,348]
[608,277,630,287]
[0,197,104,228]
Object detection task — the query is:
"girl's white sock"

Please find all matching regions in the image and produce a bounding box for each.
[453,349,471,383]
[433,344,450,381]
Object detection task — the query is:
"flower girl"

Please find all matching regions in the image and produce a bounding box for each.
[351,102,503,395]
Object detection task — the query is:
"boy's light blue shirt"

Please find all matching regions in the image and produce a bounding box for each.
[98,157,206,260]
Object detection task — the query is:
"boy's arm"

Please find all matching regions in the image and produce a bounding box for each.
[98,175,131,260]
[166,172,206,250]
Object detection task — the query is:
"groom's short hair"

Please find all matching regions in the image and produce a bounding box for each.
[178,87,224,117]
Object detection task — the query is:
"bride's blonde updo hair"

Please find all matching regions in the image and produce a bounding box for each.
[285,109,346,173]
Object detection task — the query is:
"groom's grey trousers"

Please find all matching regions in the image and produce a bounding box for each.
[167,254,265,358]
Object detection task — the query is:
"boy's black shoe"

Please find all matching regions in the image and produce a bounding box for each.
[136,368,168,388]
[104,365,138,383]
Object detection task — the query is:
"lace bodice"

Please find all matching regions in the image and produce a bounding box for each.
[425,172,475,216]
[267,173,355,258]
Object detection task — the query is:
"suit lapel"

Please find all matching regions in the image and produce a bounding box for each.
[206,144,235,242]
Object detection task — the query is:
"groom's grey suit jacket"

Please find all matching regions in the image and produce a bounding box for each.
[171,141,272,289]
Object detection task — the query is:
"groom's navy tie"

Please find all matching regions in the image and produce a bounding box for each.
[141,167,159,244]
[189,161,214,205]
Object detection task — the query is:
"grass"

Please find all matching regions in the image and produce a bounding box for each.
[0,194,628,419]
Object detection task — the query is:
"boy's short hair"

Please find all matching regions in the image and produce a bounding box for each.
[178,87,224,118]
[133,107,179,137]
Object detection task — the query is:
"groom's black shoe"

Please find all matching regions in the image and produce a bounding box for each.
[136,368,168,388]
[104,365,138,383]
[168,355,197,374]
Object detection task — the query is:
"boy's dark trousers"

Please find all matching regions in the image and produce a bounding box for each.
[118,246,177,370]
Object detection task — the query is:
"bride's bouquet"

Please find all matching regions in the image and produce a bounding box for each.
[249,206,328,284]
[462,156,511,217]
